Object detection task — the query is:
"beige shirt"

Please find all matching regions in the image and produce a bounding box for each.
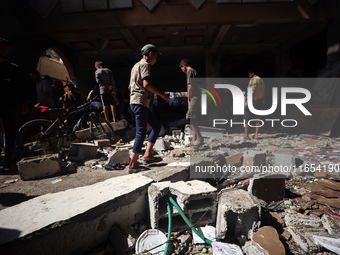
[248,75,265,100]
[129,59,151,108]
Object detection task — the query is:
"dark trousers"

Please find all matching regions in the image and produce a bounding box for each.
[130,104,161,154]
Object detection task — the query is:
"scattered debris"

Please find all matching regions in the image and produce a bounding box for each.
[51,179,62,184]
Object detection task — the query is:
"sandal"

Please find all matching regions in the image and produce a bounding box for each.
[128,166,149,174]
[142,157,163,165]
[105,163,125,171]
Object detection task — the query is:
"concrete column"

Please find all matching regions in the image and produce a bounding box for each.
[205,50,220,77]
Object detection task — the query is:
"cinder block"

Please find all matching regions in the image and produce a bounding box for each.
[242,151,266,168]
[68,143,99,161]
[148,181,171,231]
[106,149,130,164]
[248,176,286,203]
[17,154,62,180]
[225,153,242,166]
[216,189,261,243]
[148,180,217,231]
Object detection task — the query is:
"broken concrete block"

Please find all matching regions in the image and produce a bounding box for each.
[148,180,217,231]
[252,226,285,255]
[284,212,329,253]
[153,138,171,151]
[17,154,62,180]
[321,214,340,235]
[148,181,171,231]
[287,226,329,253]
[284,212,323,229]
[169,180,217,215]
[216,189,261,243]
[93,139,111,148]
[75,128,92,140]
[248,176,285,203]
[110,119,128,131]
[242,151,266,168]
[106,149,130,164]
[225,153,242,166]
[242,241,269,255]
[68,143,99,161]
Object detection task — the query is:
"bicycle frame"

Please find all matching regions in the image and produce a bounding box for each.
[42,102,94,139]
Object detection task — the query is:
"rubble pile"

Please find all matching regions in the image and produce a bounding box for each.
[5,123,340,254]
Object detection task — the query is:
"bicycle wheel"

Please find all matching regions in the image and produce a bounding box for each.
[89,116,114,142]
[17,119,63,155]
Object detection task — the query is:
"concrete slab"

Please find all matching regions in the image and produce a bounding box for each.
[287,227,329,253]
[321,214,340,235]
[142,164,190,183]
[0,174,153,255]
[284,212,329,253]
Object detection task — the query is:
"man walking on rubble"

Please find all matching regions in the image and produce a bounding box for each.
[128,44,170,173]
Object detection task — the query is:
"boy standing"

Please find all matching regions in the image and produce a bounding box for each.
[179,59,203,146]
[128,44,170,173]
[244,69,265,139]
[95,61,119,122]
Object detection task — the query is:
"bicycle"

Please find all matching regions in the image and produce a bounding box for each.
[17,96,114,155]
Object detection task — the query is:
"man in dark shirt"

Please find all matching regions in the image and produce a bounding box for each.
[95,61,119,122]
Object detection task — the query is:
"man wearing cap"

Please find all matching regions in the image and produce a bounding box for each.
[128,44,170,173]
